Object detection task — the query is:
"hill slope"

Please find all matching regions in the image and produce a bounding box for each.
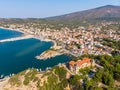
[47,5,120,20]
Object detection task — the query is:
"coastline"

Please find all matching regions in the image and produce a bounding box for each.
[0,27,25,35]
[0,76,10,90]
[0,27,55,44]
[0,26,61,60]
[0,27,72,89]
[35,48,63,60]
[0,26,57,88]
[34,37,64,60]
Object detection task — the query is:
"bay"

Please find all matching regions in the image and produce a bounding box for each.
[0,28,23,40]
[0,29,71,77]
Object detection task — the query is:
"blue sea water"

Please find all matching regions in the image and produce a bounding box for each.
[0,28,23,40]
[0,28,71,77]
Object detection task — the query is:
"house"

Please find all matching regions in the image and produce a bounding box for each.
[69,58,95,74]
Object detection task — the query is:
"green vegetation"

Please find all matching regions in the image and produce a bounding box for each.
[93,69,114,86]
[54,66,67,81]
[8,54,120,90]
[69,75,81,85]
[23,69,38,85]
[69,75,83,90]
[101,38,120,50]
[79,67,91,75]
[35,66,68,90]
[9,74,21,86]
[84,79,94,90]
[71,54,120,89]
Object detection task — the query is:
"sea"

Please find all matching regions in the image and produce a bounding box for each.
[0,28,23,40]
[0,28,71,77]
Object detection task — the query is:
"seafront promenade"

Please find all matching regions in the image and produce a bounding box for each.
[0,35,34,43]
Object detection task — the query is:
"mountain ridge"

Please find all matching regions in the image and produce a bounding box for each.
[47,5,120,20]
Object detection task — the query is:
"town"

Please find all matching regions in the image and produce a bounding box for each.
[0,20,120,57]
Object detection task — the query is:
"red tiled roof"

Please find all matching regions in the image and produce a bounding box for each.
[69,61,76,66]
[69,58,91,67]
[77,58,91,66]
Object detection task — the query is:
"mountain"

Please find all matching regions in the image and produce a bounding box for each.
[47,5,120,20]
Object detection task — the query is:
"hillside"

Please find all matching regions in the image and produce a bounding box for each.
[47,5,120,21]
[1,5,120,30]
[1,54,120,90]
[2,66,71,90]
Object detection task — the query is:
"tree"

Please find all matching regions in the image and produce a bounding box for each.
[90,86,103,90]
[93,69,103,82]
[54,66,67,81]
[84,80,93,90]
[69,75,82,90]
[102,71,114,86]
[113,63,120,81]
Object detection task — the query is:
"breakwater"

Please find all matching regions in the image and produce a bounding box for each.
[0,35,33,43]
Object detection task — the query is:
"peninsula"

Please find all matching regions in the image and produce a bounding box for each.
[36,48,62,60]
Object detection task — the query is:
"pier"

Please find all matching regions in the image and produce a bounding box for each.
[0,35,34,43]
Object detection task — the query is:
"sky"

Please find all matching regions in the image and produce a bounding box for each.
[0,0,119,18]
